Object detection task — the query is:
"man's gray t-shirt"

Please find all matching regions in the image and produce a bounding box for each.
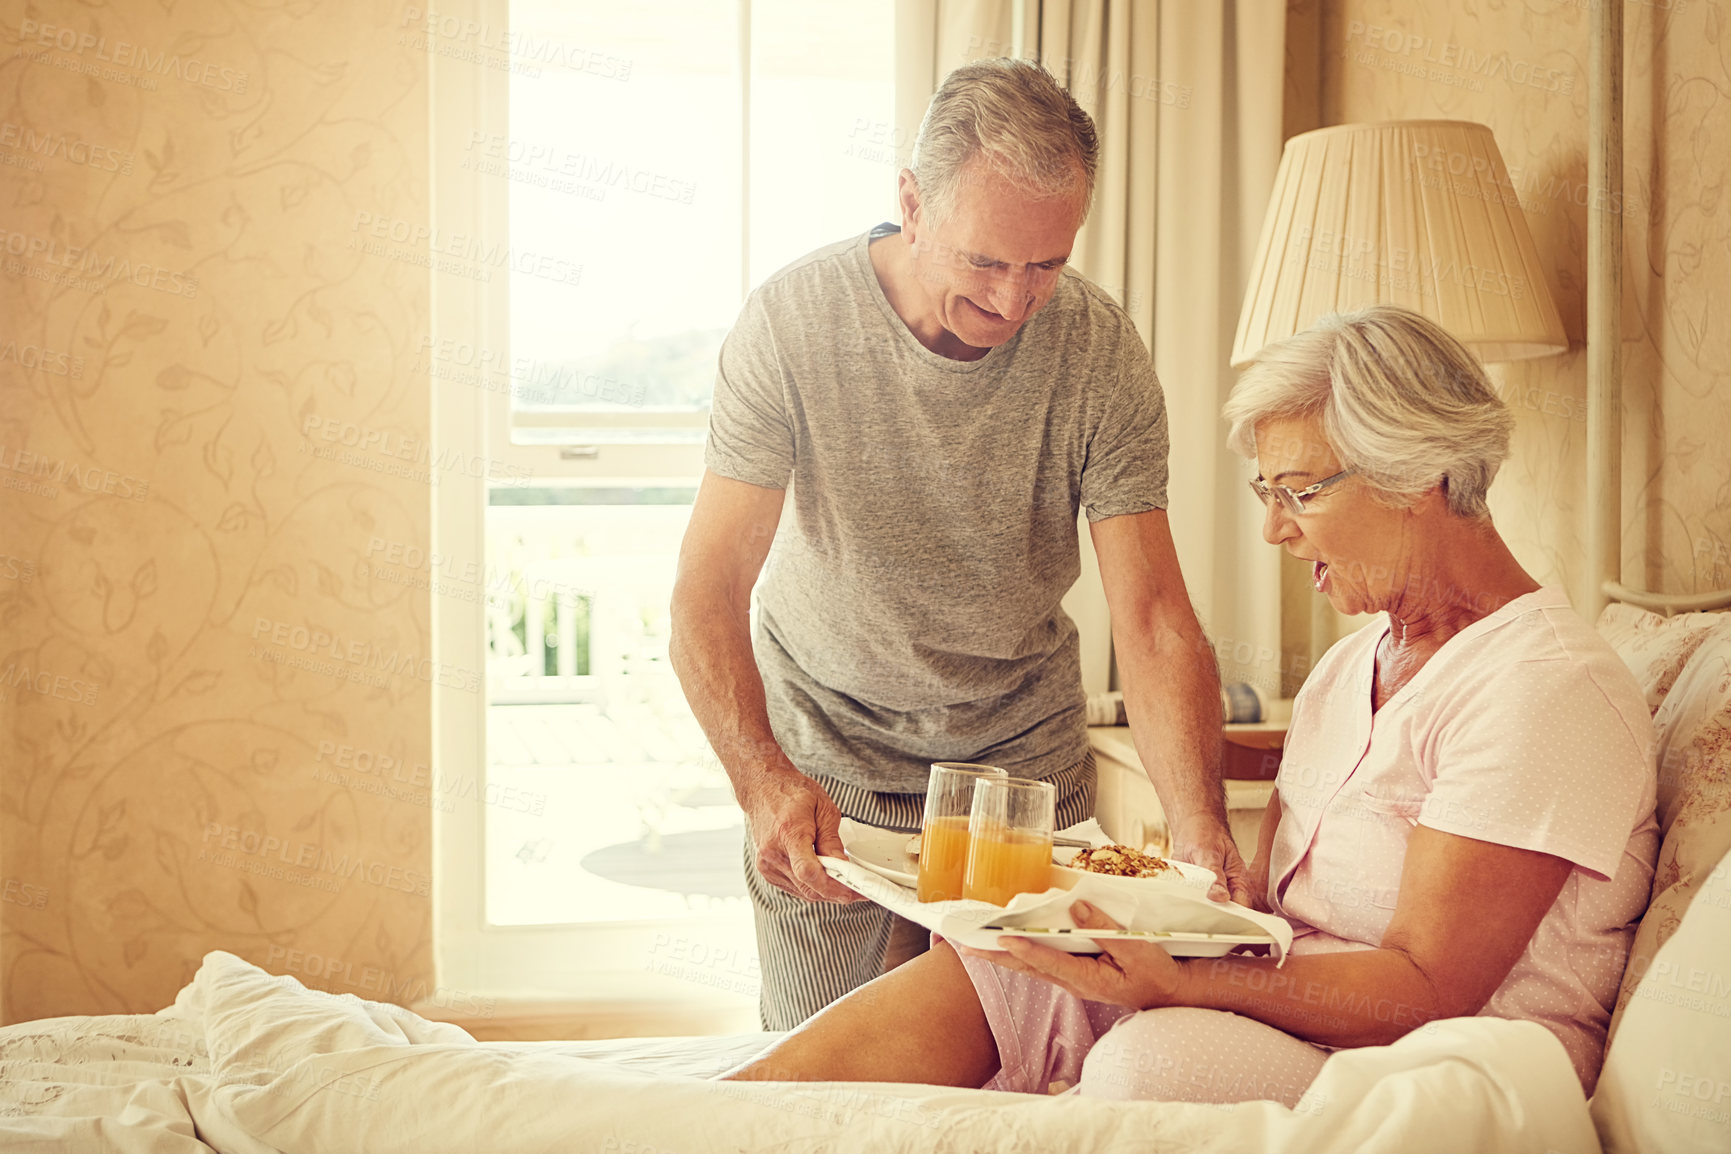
[705,226,1170,794]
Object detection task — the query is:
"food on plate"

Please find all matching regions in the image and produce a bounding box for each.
[1068,844,1175,878]
[906,834,923,857]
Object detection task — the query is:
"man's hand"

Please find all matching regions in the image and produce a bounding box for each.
[1170,816,1254,906]
[956,901,1187,1010]
[738,769,861,903]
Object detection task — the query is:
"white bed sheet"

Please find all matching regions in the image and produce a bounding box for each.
[0,951,1603,1153]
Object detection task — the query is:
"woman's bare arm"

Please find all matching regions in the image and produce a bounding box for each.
[1172,827,1572,1045]
[979,824,1573,1049]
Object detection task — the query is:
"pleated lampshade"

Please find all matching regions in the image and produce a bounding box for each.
[1231,120,1568,366]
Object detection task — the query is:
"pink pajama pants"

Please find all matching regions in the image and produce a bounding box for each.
[958,950,1330,1105]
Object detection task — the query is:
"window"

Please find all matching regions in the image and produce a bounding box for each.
[433,0,899,1009]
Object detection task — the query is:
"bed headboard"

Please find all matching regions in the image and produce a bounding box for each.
[1599,581,1731,617]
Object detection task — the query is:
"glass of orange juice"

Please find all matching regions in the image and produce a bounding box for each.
[916,763,1006,902]
[963,777,1056,906]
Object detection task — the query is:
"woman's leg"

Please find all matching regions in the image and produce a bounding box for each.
[1078,1007,1329,1106]
[720,939,999,1088]
[961,947,1134,1095]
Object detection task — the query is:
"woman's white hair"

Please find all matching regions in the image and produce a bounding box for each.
[911,58,1099,225]
[1222,305,1514,519]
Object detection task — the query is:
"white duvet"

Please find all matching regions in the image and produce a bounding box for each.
[0,951,1602,1153]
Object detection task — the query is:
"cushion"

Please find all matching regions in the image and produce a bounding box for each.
[1606,617,1731,1035]
[1595,602,1722,717]
[1591,841,1731,1153]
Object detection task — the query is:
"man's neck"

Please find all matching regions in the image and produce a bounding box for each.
[867,231,990,362]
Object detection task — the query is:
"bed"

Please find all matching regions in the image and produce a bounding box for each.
[2,602,1727,1154]
[0,951,1599,1153]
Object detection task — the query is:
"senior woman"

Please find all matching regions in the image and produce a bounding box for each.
[721,305,1658,1103]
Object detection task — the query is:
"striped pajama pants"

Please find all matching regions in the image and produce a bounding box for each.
[744,750,1097,1031]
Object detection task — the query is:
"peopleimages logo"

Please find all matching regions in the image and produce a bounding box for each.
[461,131,697,204]
[249,615,483,694]
[0,121,132,175]
[1289,226,1528,301]
[0,335,84,378]
[299,413,533,487]
[0,226,200,299]
[398,6,632,81]
[348,211,582,288]
[1345,21,1574,95]
[199,823,431,897]
[414,335,648,407]
[17,19,250,92]
[264,944,497,1018]
[0,444,151,501]
[0,663,99,706]
[1,877,49,910]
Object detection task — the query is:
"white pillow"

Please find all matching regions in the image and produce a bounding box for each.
[1592,844,1731,1153]
[1608,622,1731,1034]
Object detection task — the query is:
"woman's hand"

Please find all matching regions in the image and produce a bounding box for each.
[955,901,1189,1011]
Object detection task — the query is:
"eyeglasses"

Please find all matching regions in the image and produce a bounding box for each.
[1248,469,1354,515]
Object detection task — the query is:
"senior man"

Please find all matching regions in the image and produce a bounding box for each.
[670,58,1242,1030]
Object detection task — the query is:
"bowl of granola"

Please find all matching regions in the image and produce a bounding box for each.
[1050,843,1216,894]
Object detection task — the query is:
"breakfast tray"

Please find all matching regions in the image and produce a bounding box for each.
[819,821,1292,960]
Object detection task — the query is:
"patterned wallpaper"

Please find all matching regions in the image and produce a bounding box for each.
[1309,0,1730,610]
[0,2,434,1020]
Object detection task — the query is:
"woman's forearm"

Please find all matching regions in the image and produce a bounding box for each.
[1173,948,1443,1048]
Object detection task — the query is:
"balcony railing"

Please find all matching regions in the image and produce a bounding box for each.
[488,554,675,707]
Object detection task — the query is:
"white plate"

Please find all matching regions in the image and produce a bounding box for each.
[838,817,920,887]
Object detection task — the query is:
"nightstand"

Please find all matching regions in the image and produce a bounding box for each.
[1087,714,1288,860]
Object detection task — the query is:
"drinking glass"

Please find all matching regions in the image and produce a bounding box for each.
[916,762,1006,903]
[963,777,1056,906]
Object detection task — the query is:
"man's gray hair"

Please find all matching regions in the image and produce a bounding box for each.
[1222,305,1515,519]
[910,58,1099,225]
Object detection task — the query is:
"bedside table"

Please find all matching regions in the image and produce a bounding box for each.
[1087,721,1285,860]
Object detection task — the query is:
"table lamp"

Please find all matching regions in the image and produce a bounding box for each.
[1232,120,1567,366]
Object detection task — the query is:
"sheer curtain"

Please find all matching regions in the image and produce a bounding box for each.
[896,0,1290,696]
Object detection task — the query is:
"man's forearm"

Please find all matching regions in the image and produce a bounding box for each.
[1114,606,1227,830]
[668,584,797,797]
